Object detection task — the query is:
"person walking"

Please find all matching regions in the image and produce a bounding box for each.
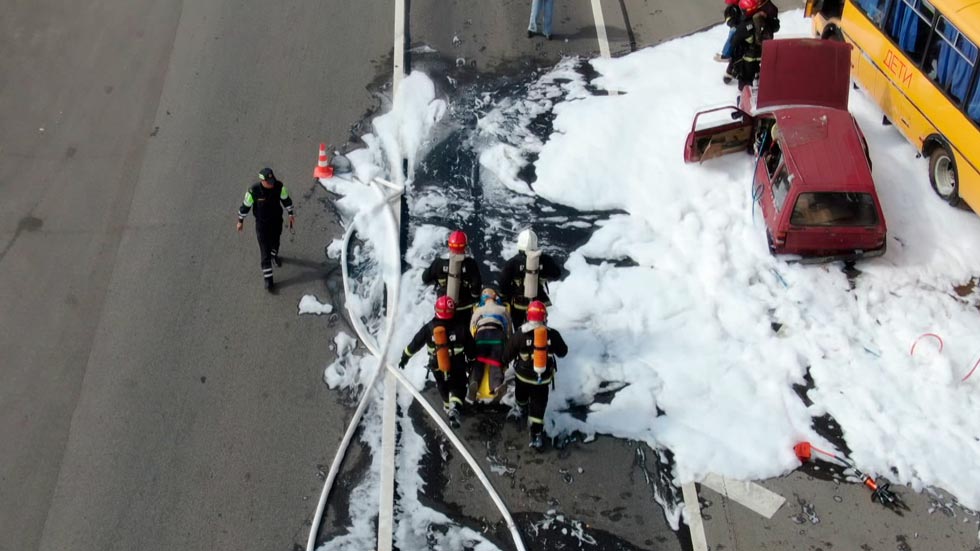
[399,296,476,428]
[237,167,294,292]
[498,228,561,327]
[422,230,482,326]
[528,0,555,40]
[502,301,568,449]
[467,288,513,403]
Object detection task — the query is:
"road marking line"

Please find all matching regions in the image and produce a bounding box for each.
[378,2,407,548]
[682,482,709,551]
[393,0,406,92]
[589,0,612,59]
[702,473,786,519]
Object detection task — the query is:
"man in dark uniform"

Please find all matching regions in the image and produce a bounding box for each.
[498,228,561,327]
[237,167,294,292]
[503,300,568,449]
[399,296,476,428]
[422,230,482,325]
[726,0,780,88]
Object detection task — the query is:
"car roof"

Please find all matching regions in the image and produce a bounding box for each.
[775,108,876,192]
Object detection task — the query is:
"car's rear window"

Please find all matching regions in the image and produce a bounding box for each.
[790,192,879,226]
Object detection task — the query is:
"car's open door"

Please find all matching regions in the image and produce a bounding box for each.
[683,106,754,164]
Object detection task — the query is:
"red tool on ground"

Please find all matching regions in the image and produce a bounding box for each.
[794,441,904,510]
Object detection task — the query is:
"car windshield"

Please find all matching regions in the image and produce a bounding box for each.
[790,192,879,226]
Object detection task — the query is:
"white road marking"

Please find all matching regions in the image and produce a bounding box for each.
[589,0,613,59]
[702,473,786,519]
[393,0,406,92]
[682,482,709,551]
[378,2,407,549]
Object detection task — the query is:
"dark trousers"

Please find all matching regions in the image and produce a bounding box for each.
[467,327,506,401]
[452,305,474,329]
[256,222,282,281]
[433,365,467,408]
[510,303,527,329]
[515,379,550,435]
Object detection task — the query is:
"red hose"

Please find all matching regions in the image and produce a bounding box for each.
[962,357,980,383]
[910,333,944,356]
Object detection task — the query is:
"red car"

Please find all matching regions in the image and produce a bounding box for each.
[684,39,887,263]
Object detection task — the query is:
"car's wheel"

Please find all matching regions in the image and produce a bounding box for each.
[928,146,961,206]
[821,24,844,42]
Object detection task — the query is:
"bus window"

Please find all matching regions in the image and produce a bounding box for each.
[854,0,891,26]
[969,83,980,124]
[887,0,936,63]
[922,18,978,104]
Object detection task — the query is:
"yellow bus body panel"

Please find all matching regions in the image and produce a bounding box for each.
[811,1,980,213]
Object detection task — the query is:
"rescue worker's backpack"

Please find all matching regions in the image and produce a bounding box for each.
[433,326,451,373]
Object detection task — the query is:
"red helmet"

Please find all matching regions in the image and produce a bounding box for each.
[739,0,761,15]
[527,301,547,323]
[448,230,468,254]
[435,295,456,319]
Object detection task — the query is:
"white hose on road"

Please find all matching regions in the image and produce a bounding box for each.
[307,176,526,551]
[383,363,528,551]
[307,178,400,551]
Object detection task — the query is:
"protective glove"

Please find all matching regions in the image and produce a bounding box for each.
[398,354,409,369]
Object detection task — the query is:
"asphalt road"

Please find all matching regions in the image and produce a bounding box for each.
[1,1,389,550]
[12,2,972,551]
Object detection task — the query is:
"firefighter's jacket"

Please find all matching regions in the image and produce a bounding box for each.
[502,322,568,385]
[402,318,476,372]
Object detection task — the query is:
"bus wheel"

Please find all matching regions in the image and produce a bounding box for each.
[821,24,843,42]
[929,146,961,206]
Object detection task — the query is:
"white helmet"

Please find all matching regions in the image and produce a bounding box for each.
[517,229,538,252]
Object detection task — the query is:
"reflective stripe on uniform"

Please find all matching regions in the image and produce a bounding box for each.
[425,345,467,355]
[515,373,552,385]
[243,191,254,207]
[280,185,290,200]
[449,396,463,405]
[528,416,544,424]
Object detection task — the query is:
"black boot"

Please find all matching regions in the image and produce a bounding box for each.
[272,251,282,267]
[447,405,461,429]
[264,276,275,292]
[529,431,544,450]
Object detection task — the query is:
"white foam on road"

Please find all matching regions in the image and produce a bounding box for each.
[515,12,980,510]
[298,295,333,315]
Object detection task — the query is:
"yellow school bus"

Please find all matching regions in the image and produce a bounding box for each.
[804,0,980,212]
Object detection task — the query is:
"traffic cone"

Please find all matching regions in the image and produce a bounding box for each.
[313,143,334,179]
[793,442,812,462]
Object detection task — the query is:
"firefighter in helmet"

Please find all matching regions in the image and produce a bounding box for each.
[399,296,476,428]
[422,230,483,325]
[725,0,780,88]
[498,228,561,327]
[502,301,568,449]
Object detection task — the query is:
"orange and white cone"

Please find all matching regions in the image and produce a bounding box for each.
[313,143,334,179]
